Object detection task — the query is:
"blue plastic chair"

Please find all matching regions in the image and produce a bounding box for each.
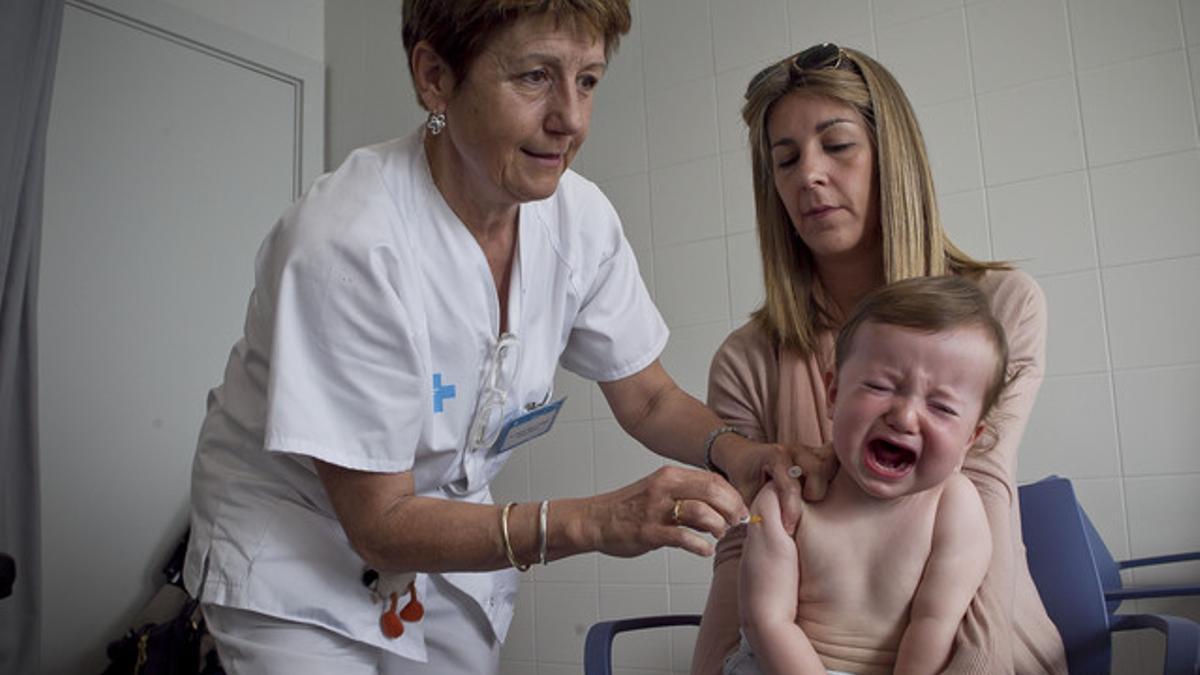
[1019,476,1200,675]
[1075,496,1200,609]
[584,613,699,675]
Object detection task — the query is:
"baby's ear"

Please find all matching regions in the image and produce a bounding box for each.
[966,421,985,451]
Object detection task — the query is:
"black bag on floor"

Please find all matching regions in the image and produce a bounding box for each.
[101,597,206,675]
[99,530,223,675]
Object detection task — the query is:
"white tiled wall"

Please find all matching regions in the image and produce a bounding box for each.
[326,1,1200,672]
[324,0,425,170]
[158,0,325,62]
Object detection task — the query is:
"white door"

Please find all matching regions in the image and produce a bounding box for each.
[38,1,322,671]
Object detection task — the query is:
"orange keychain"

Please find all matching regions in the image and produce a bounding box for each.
[400,582,424,622]
[364,569,424,639]
[381,592,405,638]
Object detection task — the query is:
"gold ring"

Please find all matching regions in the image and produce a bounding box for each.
[672,499,684,525]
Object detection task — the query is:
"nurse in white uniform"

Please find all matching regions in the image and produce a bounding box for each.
[184,1,817,672]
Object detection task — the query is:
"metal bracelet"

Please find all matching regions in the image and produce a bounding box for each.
[537,499,549,565]
[501,502,531,572]
[703,425,749,480]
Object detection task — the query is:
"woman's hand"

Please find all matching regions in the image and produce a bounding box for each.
[584,466,749,558]
[716,438,837,533]
[740,481,800,629]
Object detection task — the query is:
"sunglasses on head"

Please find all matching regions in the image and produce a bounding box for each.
[745,42,849,99]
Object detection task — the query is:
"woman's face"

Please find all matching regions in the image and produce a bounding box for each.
[439,14,607,211]
[767,92,880,269]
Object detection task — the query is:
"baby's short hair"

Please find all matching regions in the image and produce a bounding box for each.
[834,275,1010,423]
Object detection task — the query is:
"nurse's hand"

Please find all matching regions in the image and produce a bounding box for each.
[713,438,836,534]
[584,466,748,558]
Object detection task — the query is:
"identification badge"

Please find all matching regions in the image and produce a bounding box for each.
[490,397,566,455]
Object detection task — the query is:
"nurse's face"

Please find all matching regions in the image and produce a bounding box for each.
[438,14,607,212]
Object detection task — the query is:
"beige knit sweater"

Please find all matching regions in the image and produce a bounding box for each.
[691,269,1068,675]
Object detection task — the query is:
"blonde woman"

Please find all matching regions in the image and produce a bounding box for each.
[692,44,1068,674]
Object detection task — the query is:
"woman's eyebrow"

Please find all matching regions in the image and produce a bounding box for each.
[816,117,855,132]
[768,117,858,149]
[518,52,608,72]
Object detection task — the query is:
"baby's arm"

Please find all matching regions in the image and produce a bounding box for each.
[894,474,992,675]
[740,482,826,675]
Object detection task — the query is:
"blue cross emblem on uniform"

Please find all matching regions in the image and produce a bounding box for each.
[432,373,455,413]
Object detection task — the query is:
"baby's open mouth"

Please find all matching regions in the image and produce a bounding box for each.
[866,439,916,477]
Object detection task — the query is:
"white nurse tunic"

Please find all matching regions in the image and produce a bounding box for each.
[183,128,668,666]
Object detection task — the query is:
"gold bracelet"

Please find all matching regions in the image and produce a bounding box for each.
[501,502,531,572]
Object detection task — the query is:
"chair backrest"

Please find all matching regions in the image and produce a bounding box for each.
[1077,500,1128,615]
[584,614,700,675]
[1019,476,1113,675]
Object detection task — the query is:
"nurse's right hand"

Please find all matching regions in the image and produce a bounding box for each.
[582,465,747,558]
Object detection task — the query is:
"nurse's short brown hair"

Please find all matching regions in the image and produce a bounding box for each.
[402,0,631,89]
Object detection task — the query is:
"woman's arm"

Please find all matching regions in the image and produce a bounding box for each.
[317,459,751,574]
[692,326,779,675]
[317,463,546,573]
[598,359,809,513]
[317,359,764,575]
[943,270,1050,674]
[895,475,992,675]
[317,461,751,576]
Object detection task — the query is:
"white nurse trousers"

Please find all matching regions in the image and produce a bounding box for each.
[203,574,503,674]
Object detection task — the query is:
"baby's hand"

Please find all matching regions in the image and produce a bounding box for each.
[740,482,800,629]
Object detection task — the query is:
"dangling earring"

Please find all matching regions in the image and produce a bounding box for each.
[426,110,446,136]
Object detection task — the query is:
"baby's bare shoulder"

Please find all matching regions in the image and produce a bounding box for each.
[939,473,986,513]
[933,474,990,547]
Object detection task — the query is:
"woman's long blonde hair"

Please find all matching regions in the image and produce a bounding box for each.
[743,45,1006,354]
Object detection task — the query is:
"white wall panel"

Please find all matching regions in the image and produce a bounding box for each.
[977,76,1086,185]
[711,0,789,73]
[158,0,323,61]
[967,0,1072,93]
[639,0,713,89]
[534,582,599,665]
[1018,374,1120,482]
[1077,51,1198,167]
[1039,271,1109,377]
[646,77,720,169]
[1091,150,1200,266]
[1068,0,1185,70]
[788,0,871,50]
[1114,366,1200,475]
[989,171,1096,277]
[650,156,724,246]
[872,0,961,30]
[918,96,985,195]
[876,9,972,106]
[1104,257,1200,369]
[937,189,991,260]
[40,1,322,671]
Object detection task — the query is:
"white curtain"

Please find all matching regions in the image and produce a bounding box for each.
[0,0,65,672]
